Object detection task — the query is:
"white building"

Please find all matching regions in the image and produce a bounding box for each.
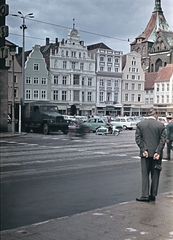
[122,51,145,116]
[49,27,96,116]
[154,64,173,115]
[87,43,123,116]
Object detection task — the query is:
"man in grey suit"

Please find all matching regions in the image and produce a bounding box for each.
[135,108,166,202]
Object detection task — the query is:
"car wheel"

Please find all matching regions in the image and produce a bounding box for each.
[123,125,127,130]
[43,123,49,135]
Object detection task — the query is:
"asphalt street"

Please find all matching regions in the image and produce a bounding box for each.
[1,131,173,231]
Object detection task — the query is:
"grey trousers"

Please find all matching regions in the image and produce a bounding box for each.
[141,157,161,197]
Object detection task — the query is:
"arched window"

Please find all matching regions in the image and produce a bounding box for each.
[155,59,162,72]
[151,64,154,72]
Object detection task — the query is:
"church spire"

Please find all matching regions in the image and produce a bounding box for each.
[153,0,163,13]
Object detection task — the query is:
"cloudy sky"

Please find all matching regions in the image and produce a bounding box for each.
[6,0,173,54]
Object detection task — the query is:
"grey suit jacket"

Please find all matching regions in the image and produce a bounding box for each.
[135,118,166,158]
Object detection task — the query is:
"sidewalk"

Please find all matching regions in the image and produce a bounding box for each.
[0,132,27,138]
[1,192,173,240]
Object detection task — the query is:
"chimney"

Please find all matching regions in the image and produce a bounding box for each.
[46,38,49,45]
[18,47,22,55]
[55,38,58,44]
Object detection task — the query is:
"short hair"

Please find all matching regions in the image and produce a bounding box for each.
[148,108,158,116]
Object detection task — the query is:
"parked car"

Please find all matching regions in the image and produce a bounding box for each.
[82,116,106,132]
[111,117,137,130]
[96,124,120,136]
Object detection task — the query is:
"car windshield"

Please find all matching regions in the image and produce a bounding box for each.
[40,106,58,112]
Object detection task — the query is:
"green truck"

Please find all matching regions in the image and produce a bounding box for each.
[23,101,69,134]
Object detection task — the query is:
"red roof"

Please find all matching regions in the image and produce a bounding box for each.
[155,64,173,82]
[145,72,158,89]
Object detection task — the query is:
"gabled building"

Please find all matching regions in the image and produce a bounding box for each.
[49,27,96,116]
[24,45,49,102]
[122,51,145,116]
[87,42,123,116]
[131,0,173,72]
[153,64,173,114]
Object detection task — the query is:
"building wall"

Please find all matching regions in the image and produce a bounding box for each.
[122,51,145,116]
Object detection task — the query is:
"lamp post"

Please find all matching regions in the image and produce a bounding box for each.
[9,46,16,133]
[12,11,34,132]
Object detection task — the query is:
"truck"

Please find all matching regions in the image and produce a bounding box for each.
[23,101,69,135]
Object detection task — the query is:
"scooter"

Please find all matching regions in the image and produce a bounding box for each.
[96,124,120,136]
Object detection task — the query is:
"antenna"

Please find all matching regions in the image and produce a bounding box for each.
[73,18,75,29]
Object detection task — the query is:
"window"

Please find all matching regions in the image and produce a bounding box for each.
[99,92,104,102]
[14,88,18,98]
[82,91,85,101]
[157,95,159,103]
[87,92,92,101]
[33,90,39,99]
[107,80,111,87]
[125,93,128,101]
[73,90,79,101]
[108,67,111,72]
[26,89,31,99]
[157,84,159,91]
[127,75,129,79]
[71,51,76,57]
[72,62,75,70]
[108,57,112,62]
[33,77,39,84]
[138,84,142,90]
[88,78,92,86]
[115,58,119,63]
[33,63,39,71]
[125,83,128,90]
[167,83,169,91]
[162,84,164,91]
[129,67,131,72]
[61,50,64,56]
[114,80,118,87]
[166,95,169,103]
[62,91,67,101]
[138,76,140,80]
[53,90,58,100]
[100,79,104,87]
[161,95,164,103]
[41,78,47,85]
[136,68,139,72]
[115,68,118,72]
[14,76,17,83]
[132,83,135,90]
[66,51,68,57]
[132,68,135,72]
[100,56,104,61]
[131,94,135,101]
[132,61,136,65]
[138,94,141,102]
[62,76,67,85]
[114,93,118,103]
[100,67,104,71]
[63,61,67,69]
[54,75,58,84]
[132,75,135,80]
[79,52,81,58]
[73,74,79,85]
[82,77,85,86]
[150,97,153,103]
[26,77,31,84]
[41,90,46,100]
[80,63,84,70]
[145,98,149,104]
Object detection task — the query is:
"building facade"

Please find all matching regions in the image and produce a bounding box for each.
[87,43,123,116]
[24,45,50,102]
[122,51,145,116]
[49,27,96,116]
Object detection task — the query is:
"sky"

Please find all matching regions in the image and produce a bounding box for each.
[6,0,173,54]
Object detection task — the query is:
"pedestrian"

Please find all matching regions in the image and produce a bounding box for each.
[135,108,166,202]
[164,115,173,160]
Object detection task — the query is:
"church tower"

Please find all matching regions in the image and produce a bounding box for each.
[130,0,173,72]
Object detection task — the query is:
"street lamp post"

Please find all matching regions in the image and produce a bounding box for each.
[12,11,34,132]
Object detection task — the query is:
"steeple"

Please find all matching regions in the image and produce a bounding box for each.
[153,0,163,13]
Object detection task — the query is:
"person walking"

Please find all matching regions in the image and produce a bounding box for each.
[135,108,166,202]
[164,115,173,160]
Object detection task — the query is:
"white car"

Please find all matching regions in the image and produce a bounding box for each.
[111,117,137,130]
